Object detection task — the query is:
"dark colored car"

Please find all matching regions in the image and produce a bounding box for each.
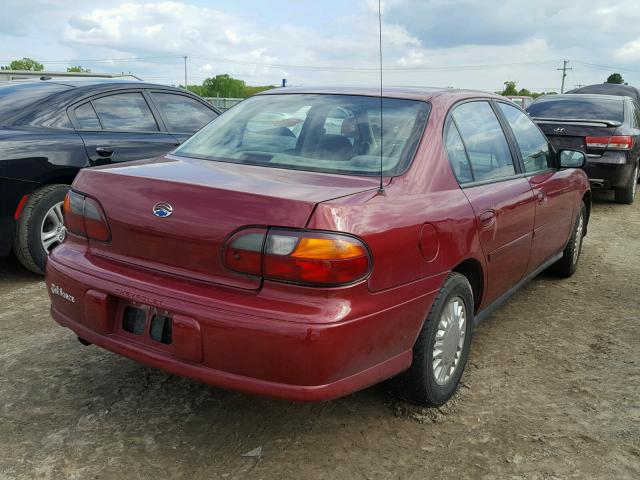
[46,87,590,406]
[527,94,640,204]
[567,82,640,102]
[0,79,220,273]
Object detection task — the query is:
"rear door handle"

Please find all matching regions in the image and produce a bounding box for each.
[536,190,547,204]
[95,147,114,157]
[479,209,496,228]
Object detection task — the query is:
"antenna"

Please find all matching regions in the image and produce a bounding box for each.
[377,0,386,195]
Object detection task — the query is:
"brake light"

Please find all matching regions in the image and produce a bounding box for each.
[585,135,634,150]
[63,190,111,241]
[223,228,371,286]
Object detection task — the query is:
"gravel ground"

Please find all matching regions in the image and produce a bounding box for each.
[1,190,639,480]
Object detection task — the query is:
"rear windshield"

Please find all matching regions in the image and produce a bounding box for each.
[0,82,71,122]
[174,94,430,176]
[527,96,624,122]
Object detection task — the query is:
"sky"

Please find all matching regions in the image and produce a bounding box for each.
[3,0,640,93]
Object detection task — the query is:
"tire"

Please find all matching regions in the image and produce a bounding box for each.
[614,162,638,204]
[14,184,70,275]
[391,272,474,406]
[548,201,586,278]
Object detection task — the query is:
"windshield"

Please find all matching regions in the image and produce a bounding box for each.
[174,94,430,176]
[527,96,624,122]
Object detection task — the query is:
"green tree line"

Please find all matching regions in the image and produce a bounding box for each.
[185,74,275,98]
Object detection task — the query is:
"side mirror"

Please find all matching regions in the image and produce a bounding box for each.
[559,149,586,168]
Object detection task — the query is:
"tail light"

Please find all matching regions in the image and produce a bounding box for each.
[223,228,371,286]
[63,191,111,241]
[586,135,634,150]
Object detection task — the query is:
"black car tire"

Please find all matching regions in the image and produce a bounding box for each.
[548,201,586,278]
[391,272,474,406]
[14,184,70,275]
[614,162,638,205]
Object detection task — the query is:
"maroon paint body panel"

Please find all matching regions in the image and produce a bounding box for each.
[46,87,590,401]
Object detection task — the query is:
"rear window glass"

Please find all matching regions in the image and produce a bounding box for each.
[0,82,71,124]
[174,94,430,176]
[527,97,624,122]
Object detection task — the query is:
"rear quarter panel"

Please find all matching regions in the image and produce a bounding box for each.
[308,92,486,295]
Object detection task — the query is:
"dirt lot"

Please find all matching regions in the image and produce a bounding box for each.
[1,190,639,480]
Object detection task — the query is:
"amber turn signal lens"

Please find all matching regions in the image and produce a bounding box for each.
[290,238,366,260]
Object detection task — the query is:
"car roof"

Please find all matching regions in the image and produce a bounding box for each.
[568,83,640,100]
[256,86,502,102]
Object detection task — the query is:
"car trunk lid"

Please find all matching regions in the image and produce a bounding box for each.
[72,155,380,289]
[533,118,621,156]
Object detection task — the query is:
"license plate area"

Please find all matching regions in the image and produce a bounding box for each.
[548,135,585,152]
[121,305,172,345]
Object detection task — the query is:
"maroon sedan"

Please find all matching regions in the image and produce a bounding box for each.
[46,87,590,406]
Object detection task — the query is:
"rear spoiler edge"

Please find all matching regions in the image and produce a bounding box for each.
[532,117,623,128]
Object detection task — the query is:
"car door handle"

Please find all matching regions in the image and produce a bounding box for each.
[478,209,496,228]
[95,147,114,157]
[536,191,547,204]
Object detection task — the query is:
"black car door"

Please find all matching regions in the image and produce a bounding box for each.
[147,90,218,144]
[70,90,179,165]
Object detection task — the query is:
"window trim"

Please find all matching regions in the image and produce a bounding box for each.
[147,89,219,135]
[443,98,523,187]
[67,89,165,134]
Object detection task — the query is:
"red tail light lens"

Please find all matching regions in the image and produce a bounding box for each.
[586,135,634,150]
[63,191,111,241]
[223,228,371,286]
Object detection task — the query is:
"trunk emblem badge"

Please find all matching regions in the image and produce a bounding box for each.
[153,203,173,218]
[554,127,566,133]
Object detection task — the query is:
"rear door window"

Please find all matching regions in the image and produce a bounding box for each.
[74,102,101,130]
[444,120,473,183]
[498,102,552,173]
[451,101,516,181]
[91,93,159,132]
[150,92,217,134]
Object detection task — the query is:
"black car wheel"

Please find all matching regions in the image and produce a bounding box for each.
[14,184,70,275]
[614,162,638,205]
[548,201,586,278]
[391,273,474,406]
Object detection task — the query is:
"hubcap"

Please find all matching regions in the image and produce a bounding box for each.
[432,296,467,386]
[41,201,66,253]
[572,212,584,265]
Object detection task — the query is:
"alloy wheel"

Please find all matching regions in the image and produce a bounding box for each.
[41,201,66,253]
[572,212,584,266]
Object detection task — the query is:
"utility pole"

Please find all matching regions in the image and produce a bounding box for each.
[557,60,572,93]
[183,55,188,91]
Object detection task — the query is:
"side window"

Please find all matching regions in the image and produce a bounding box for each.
[633,102,640,128]
[451,101,516,181]
[74,102,101,130]
[91,93,158,132]
[151,92,217,134]
[498,102,552,173]
[444,120,473,183]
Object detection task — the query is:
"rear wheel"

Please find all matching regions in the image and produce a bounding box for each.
[14,184,70,275]
[391,273,474,406]
[614,162,638,204]
[548,201,586,278]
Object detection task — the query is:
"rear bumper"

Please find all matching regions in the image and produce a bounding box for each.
[583,161,635,189]
[46,243,441,402]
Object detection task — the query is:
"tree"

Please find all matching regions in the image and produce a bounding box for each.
[1,57,44,71]
[606,73,624,84]
[67,66,91,73]
[500,81,519,96]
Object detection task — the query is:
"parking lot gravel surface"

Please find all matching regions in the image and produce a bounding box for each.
[1,191,639,480]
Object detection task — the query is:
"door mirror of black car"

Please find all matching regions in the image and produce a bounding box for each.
[559,149,586,168]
